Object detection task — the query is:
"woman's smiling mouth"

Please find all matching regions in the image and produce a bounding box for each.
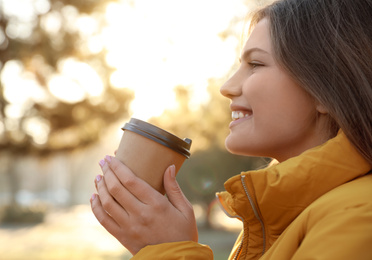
[232,110,252,121]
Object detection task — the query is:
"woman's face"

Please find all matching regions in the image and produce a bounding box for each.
[220,18,329,162]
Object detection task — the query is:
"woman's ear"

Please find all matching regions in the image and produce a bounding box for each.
[316,103,328,114]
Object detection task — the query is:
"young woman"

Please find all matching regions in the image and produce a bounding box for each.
[91,0,372,259]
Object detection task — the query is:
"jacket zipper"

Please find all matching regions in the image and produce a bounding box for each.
[233,175,266,259]
[233,237,243,260]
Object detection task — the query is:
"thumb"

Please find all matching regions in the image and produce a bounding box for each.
[163,165,190,213]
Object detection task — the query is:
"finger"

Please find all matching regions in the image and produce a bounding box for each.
[163,165,194,215]
[103,165,146,215]
[100,157,151,214]
[105,156,162,203]
[95,173,129,225]
[90,193,122,238]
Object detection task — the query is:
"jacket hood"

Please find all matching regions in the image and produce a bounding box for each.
[217,130,371,247]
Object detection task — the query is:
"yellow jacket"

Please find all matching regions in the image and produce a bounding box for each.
[133,131,372,259]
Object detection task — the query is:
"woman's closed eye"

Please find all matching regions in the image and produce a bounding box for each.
[248,61,263,69]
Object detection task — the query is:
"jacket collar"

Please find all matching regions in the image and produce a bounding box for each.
[217,130,371,242]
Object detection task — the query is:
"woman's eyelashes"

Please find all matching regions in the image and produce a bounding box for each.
[248,61,263,69]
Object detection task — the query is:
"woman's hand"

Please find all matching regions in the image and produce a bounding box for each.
[90,156,198,255]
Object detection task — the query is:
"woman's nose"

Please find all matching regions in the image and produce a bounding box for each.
[220,70,242,98]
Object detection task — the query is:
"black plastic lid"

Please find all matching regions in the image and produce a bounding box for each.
[122,118,192,158]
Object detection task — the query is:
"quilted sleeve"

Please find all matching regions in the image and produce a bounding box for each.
[131,241,214,259]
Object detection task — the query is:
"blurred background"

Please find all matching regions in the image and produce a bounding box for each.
[0,0,272,259]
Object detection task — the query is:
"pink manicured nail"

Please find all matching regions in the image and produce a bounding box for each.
[96,175,102,182]
[105,155,112,162]
[91,193,96,201]
[99,159,106,167]
[170,165,176,178]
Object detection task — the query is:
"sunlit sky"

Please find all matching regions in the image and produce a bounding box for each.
[104,0,246,120]
[2,0,251,130]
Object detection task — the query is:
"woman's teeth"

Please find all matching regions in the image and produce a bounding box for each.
[232,111,250,120]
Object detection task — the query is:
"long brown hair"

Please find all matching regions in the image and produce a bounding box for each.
[249,0,372,165]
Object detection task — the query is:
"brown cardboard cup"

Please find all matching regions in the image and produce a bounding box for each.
[115,118,192,194]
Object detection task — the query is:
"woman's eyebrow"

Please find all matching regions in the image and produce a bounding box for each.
[239,47,269,63]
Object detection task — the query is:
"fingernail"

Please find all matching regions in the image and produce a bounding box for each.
[91,193,96,202]
[170,165,176,178]
[96,175,102,182]
[105,155,112,162]
[99,159,106,167]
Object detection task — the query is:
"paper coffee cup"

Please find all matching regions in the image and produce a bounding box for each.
[115,118,192,194]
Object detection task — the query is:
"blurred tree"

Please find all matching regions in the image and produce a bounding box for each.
[177,146,269,206]
[149,78,232,152]
[0,0,133,206]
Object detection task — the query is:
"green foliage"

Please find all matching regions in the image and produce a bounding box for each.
[177,145,270,204]
[0,0,133,155]
[0,203,47,224]
[0,0,133,211]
